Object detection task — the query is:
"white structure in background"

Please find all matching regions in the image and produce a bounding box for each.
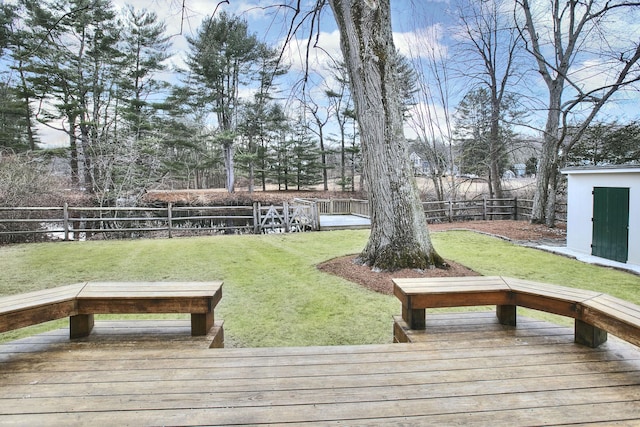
[562,165,640,267]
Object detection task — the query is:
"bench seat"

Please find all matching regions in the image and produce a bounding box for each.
[0,284,84,333]
[73,281,222,338]
[1,281,223,345]
[581,293,640,348]
[393,276,513,329]
[393,276,640,348]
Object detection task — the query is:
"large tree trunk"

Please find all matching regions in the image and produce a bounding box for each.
[329,0,445,271]
[531,86,562,226]
[223,144,235,193]
[489,95,503,199]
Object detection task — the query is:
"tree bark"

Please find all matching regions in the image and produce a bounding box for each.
[224,144,235,193]
[329,0,445,271]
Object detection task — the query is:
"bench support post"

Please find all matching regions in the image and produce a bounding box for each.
[191,312,214,336]
[402,305,426,330]
[496,305,517,326]
[575,319,607,348]
[70,314,94,339]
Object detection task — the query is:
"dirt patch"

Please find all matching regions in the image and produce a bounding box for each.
[427,220,566,243]
[317,220,566,295]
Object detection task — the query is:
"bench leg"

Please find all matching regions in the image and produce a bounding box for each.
[402,305,426,330]
[191,311,214,336]
[497,305,517,326]
[70,314,94,339]
[575,319,607,348]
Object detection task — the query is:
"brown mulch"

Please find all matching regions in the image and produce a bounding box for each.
[317,220,566,295]
[317,255,480,295]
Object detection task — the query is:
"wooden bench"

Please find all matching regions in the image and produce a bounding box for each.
[0,281,223,346]
[393,276,640,348]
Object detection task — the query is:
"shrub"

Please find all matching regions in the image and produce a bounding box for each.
[0,151,68,243]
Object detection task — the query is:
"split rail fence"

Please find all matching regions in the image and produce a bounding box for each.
[0,197,565,243]
[0,202,318,243]
[314,197,566,223]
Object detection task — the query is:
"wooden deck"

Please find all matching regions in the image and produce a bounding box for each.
[2,313,640,425]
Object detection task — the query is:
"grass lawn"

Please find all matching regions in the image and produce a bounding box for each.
[1,229,639,346]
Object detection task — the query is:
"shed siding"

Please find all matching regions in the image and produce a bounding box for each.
[565,170,640,266]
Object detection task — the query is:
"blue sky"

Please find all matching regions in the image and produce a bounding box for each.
[37,0,459,146]
[12,0,640,146]
[113,0,640,135]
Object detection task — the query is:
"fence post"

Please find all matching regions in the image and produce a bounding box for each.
[513,197,518,220]
[483,197,487,220]
[448,200,453,222]
[167,203,173,238]
[312,201,320,230]
[63,202,69,241]
[283,201,290,232]
[255,202,262,234]
[253,202,260,234]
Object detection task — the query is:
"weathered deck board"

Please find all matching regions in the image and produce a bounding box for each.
[1,314,639,426]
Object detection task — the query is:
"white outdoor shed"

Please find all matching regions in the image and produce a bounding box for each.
[561,165,640,266]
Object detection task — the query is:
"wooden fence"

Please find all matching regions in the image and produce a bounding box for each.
[0,197,565,243]
[0,202,318,243]
[312,197,567,223]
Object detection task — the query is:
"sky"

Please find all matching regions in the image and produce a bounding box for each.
[37,0,455,146]
[120,0,454,82]
[101,0,485,143]
[114,1,640,139]
[13,0,640,147]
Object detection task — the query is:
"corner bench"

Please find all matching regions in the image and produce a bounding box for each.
[393,276,640,348]
[0,281,223,346]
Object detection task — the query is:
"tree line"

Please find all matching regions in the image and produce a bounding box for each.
[0,1,361,208]
[1,0,640,230]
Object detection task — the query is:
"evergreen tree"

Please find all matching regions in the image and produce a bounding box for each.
[118,6,171,142]
[235,44,288,192]
[566,122,640,166]
[158,84,222,189]
[20,0,122,191]
[267,116,292,191]
[453,87,514,187]
[289,116,323,190]
[2,2,41,151]
[0,4,14,53]
[0,77,31,151]
[186,11,268,192]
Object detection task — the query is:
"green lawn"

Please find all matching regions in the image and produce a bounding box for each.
[1,229,639,346]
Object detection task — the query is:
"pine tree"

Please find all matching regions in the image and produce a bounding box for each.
[186,11,268,192]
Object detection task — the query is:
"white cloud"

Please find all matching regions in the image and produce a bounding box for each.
[280,29,342,74]
[395,24,449,61]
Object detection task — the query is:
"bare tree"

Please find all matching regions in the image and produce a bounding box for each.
[328,0,445,270]
[403,23,458,203]
[324,63,353,192]
[303,92,331,191]
[457,0,524,199]
[516,0,640,226]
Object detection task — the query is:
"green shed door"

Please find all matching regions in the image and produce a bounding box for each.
[592,187,629,263]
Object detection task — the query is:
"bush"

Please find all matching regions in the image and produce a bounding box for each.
[0,151,69,243]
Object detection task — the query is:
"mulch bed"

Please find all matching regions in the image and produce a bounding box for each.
[317,255,479,295]
[317,220,566,295]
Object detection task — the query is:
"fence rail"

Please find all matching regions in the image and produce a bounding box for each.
[0,196,566,243]
[309,197,566,224]
[0,202,318,243]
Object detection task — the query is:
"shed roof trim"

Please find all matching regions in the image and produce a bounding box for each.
[561,165,640,175]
